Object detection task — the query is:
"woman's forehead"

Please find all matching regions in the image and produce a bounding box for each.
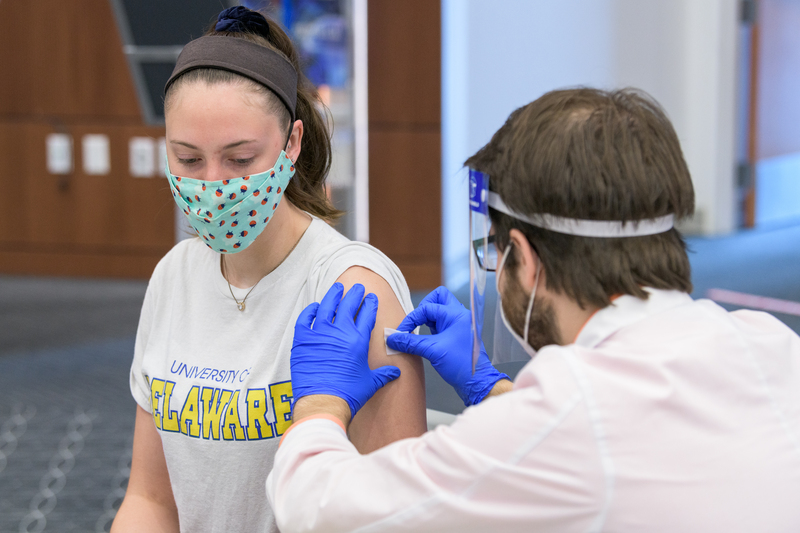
[166,82,282,146]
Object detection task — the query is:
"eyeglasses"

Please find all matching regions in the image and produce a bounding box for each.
[472,234,498,272]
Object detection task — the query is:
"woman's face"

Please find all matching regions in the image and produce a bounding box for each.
[166,82,295,181]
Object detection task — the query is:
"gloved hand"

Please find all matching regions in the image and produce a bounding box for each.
[291,282,401,420]
[387,286,509,406]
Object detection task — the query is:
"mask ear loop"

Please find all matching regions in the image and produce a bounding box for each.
[498,241,540,349]
[284,121,295,158]
[522,261,541,346]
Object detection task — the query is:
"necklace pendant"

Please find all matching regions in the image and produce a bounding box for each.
[237,302,246,312]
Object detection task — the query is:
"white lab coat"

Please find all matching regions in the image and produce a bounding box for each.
[267,289,800,532]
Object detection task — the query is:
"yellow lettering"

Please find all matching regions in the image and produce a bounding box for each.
[222,390,246,441]
[269,381,294,436]
[201,388,232,440]
[179,385,201,438]
[149,377,165,429]
[245,389,274,440]
[161,381,180,433]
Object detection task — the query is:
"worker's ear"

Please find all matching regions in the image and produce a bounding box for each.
[507,229,541,294]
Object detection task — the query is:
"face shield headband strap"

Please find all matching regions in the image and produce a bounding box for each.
[487,192,675,238]
[165,35,298,123]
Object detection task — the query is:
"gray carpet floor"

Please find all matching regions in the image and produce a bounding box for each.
[1,222,798,531]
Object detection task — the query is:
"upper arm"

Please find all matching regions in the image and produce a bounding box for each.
[335,266,427,452]
[112,406,179,532]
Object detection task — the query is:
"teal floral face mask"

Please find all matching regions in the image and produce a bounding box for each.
[167,151,295,254]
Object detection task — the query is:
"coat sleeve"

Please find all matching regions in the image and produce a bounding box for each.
[267,372,601,533]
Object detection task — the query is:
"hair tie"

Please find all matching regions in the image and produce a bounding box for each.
[215,6,270,39]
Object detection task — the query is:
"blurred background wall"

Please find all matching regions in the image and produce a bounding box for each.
[2,0,796,292]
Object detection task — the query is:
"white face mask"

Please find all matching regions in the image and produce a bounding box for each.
[496,244,540,359]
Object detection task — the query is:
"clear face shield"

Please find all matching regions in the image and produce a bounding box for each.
[469,169,678,368]
[469,170,533,369]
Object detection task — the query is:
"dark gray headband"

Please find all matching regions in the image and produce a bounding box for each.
[165,35,298,121]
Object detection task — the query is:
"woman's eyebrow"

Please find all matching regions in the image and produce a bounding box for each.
[169,140,257,150]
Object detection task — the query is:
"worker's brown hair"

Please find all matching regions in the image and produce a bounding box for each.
[466,88,695,309]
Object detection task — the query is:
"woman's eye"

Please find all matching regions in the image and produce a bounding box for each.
[178,158,199,165]
[232,158,254,166]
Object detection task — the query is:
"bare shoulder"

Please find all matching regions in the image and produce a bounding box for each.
[335,266,405,314]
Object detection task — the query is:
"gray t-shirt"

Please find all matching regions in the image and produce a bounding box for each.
[130,217,414,532]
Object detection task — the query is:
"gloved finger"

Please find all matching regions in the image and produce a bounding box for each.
[386,331,433,360]
[417,286,460,309]
[371,365,401,388]
[395,303,444,333]
[338,283,366,324]
[295,302,320,330]
[355,293,379,336]
[317,283,344,324]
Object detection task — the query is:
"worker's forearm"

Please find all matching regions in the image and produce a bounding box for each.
[485,378,513,399]
[292,394,352,430]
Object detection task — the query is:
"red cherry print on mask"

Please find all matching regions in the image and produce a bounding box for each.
[261,199,267,205]
[203,235,208,241]
[240,230,248,237]
[226,231,234,239]
[230,211,238,217]
[273,203,278,210]
[249,220,257,227]
[228,193,237,200]
[263,216,269,224]
[243,176,250,181]
[253,190,260,197]
[290,165,295,172]
[216,188,223,197]
[201,183,206,191]
[218,203,226,210]
[222,179,230,185]
[209,234,215,239]
[248,210,257,217]
[240,185,248,193]
[266,186,272,193]
[279,164,284,172]
[175,177,182,181]
[185,196,193,203]
[231,220,239,227]
[220,249,228,253]
[175,185,181,193]
[195,195,201,202]
[203,218,210,223]
[206,211,212,217]
[233,242,241,249]
[219,220,226,227]
[277,187,282,194]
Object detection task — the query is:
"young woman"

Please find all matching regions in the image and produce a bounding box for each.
[112,7,426,532]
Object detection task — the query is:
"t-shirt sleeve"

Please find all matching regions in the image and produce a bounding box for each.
[310,242,415,315]
[129,274,158,413]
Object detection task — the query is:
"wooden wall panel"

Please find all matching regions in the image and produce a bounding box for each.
[0,0,170,279]
[0,0,140,119]
[367,0,441,127]
[368,0,441,290]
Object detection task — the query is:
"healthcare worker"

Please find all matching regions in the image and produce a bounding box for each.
[267,88,800,532]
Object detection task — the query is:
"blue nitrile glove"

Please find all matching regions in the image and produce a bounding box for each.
[291,282,401,420]
[387,286,509,406]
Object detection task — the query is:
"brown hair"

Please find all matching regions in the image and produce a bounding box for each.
[164,10,342,222]
[466,88,695,309]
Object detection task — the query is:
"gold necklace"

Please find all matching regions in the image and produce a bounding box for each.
[221,255,262,312]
